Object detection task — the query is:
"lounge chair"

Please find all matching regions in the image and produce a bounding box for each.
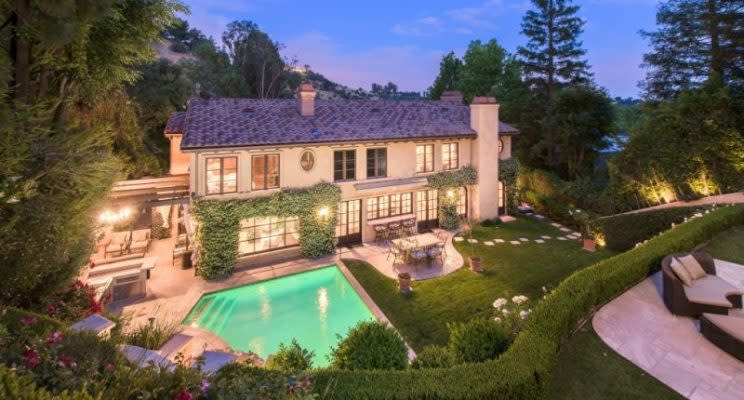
[197,350,237,374]
[120,344,174,370]
[158,333,194,362]
[128,229,151,255]
[662,252,743,317]
[701,313,744,361]
[104,231,130,259]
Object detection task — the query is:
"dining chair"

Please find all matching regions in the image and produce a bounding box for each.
[410,248,427,264]
[387,244,404,265]
[427,245,443,265]
[388,223,402,240]
[374,224,388,244]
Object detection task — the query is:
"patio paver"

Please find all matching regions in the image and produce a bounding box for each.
[593,259,744,399]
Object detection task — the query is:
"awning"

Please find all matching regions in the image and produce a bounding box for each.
[354,176,428,191]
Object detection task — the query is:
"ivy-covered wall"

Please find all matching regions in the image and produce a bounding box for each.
[192,182,341,279]
[427,166,478,229]
[499,158,520,215]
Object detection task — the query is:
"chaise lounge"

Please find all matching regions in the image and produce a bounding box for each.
[701,313,744,362]
[661,251,743,317]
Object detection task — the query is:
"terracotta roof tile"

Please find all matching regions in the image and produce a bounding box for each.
[164,112,186,134]
[180,98,476,149]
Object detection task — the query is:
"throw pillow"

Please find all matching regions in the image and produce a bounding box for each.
[678,254,707,280]
[670,257,693,286]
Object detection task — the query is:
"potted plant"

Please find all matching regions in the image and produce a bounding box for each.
[575,210,596,252]
[461,217,483,272]
[397,272,412,292]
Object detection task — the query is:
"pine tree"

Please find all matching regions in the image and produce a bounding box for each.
[641,0,744,100]
[517,0,591,100]
[428,52,463,100]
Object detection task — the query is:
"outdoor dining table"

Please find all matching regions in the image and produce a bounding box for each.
[391,232,441,251]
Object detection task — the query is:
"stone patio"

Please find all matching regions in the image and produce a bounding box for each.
[594,259,744,399]
[338,229,464,281]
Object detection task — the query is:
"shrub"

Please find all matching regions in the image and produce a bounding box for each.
[591,205,714,251]
[265,339,315,372]
[410,345,455,369]
[124,318,180,350]
[330,321,408,371]
[447,318,509,363]
[311,205,744,399]
[0,365,96,400]
[43,280,103,323]
[208,363,315,399]
[0,307,62,336]
[100,361,206,400]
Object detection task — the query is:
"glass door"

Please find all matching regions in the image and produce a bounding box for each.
[336,200,362,246]
[416,190,439,231]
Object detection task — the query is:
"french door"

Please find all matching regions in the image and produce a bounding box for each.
[336,200,362,246]
[416,190,439,231]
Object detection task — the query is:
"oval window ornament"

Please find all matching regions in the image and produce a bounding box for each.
[498,139,504,154]
[300,150,315,171]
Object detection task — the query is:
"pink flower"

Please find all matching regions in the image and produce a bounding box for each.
[58,354,77,369]
[46,305,57,315]
[105,363,116,372]
[174,389,194,400]
[20,316,38,326]
[46,331,63,345]
[22,348,39,369]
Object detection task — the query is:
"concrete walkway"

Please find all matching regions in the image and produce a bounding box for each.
[594,259,744,399]
[620,192,744,215]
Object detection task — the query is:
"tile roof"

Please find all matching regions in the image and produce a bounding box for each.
[164,112,186,134]
[499,122,519,135]
[177,98,518,149]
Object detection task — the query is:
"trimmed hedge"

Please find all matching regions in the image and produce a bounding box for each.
[0,365,96,400]
[192,182,341,279]
[313,205,744,399]
[0,307,63,335]
[592,206,714,251]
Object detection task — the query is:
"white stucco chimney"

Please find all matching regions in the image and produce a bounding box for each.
[298,83,316,117]
[469,96,500,220]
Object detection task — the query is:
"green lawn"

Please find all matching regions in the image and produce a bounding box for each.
[344,217,615,350]
[547,322,683,400]
[702,225,744,264]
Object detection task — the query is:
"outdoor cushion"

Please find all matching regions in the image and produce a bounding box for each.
[684,275,741,308]
[131,229,150,242]
[110,231,129,244]
[130,240,148,250]
[702,313,744,342]
[670,258,693,286]
[678,254,707,280]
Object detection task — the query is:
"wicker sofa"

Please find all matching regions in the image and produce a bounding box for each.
[701,313,744,361]
[661,252,743,317]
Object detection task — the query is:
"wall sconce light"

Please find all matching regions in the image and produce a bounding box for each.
[98,207,132,224]
[446,189,455,199]
[318,206,330,221]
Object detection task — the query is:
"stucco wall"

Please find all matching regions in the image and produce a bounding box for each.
[168,134,191,175]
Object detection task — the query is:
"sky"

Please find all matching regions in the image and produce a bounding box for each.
[181,0,660,99]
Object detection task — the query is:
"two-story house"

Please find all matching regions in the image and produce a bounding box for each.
[164,85,517,266]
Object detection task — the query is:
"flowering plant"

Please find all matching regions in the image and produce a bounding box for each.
[45,280,103,323]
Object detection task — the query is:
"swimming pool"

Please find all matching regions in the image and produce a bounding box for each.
[183,265,375,366]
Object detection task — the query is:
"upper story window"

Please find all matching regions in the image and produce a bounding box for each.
[366,148,387,178]
[334,150,356,181]
[252,154,280,190]
[442,143,459,170]
[416,144,434,173]
[206,157,237,195]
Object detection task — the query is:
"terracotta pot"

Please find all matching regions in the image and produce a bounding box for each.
[469,256,483,272]
[398,273,412,292]
[582,238,596,252]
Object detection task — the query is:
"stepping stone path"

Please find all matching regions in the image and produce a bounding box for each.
[494,239,505,243]
[534,239,545,244]
[454,237,464,242]
[484,241,494,246]
[551,222,562,228]
[519,237,529,242]
[557,237,567,241]
[534,214,546,219]
[467,239,478,244]
[559,227,571,232]
[541,235,552,239]
[510,240,521,245]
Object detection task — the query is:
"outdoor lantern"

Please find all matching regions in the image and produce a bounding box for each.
[318,206,330,221]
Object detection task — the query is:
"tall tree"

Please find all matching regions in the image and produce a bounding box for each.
[222,20,290,99]
[428,51,463,100]
[641,0,744,99]
[550,84,614,178]
[0,0,183,306]
[517,0,591,100]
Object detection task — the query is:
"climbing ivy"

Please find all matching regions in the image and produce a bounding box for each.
[192,182,341,279]
[427,166,478,229]
[499,158,520,214]
[426,165,478,189]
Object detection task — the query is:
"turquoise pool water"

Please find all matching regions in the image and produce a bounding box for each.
[183,265,374,366]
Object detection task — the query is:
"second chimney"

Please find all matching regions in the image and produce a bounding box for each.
[298,83,316,117]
